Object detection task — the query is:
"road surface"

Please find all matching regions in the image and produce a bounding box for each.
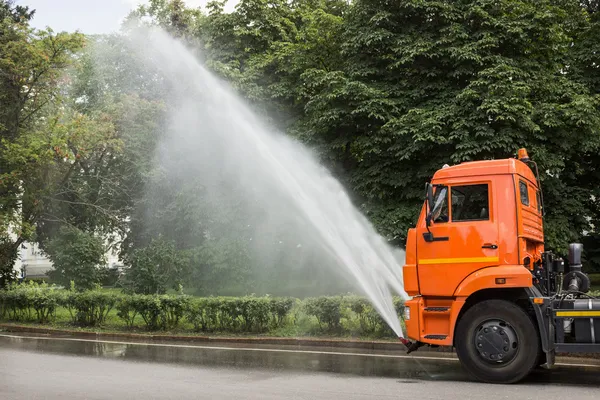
[0,333,599,399]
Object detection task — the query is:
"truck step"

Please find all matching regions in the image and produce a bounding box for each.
[424,307,450,312]
[424,334,448,340]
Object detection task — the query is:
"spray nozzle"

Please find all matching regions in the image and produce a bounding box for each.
[399,337,424,354]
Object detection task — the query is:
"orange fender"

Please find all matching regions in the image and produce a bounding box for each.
[454,265,532,298]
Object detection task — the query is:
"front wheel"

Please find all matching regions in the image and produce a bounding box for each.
[455,299,540,384]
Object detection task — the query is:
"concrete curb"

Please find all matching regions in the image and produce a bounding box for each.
[0,323,454,352]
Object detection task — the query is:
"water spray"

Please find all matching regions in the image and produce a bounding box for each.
[120,26,409,338]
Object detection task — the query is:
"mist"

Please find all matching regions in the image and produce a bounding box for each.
[111,26,408,336]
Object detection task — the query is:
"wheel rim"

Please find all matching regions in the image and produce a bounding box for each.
[473,319,519,364]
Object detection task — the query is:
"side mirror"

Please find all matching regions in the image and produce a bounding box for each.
[427,183,434,211]
[425,183,435,227]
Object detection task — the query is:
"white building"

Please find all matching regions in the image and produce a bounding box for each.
[7,180,123,280]
[15,242,52,279]
[13,241,122,280]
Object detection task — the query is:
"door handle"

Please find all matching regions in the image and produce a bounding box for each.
[482,244,498,249]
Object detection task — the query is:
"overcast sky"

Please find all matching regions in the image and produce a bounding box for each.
[16,0,237,35]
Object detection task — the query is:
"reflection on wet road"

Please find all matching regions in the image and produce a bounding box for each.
[0,333,599,399]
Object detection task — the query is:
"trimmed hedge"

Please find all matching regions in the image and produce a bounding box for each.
[3,282,600,339]
[0,282,403,336]
[303,295,405,335]
[0,281,62,323]
[63,290,117,326]
[184,296,296,333]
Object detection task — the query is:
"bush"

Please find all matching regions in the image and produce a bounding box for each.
[0,281,61,323]
[345,296,383,334]
[184,297,220,332]
[121,238,187,295]
[341,295,404,336]
[0,286,401,338]
[238,296,270,331]
[394,297,405,320]
[130,295,162,330]
[303,296,343,332]
[45,226,107,291]
[0,283,32,321]
[183,296,296,333]
[269,297,296,328]
[115,294,140,329]
[185,297,209,332]
[61,289,117,326]
[237,296,296,332]
[30,285,62,323]
[116,294,191,331]
[159,295,190,330]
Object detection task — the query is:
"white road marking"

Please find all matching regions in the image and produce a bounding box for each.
[0,333,598,368]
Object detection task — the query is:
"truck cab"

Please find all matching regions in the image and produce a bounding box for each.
[401,149,598,383]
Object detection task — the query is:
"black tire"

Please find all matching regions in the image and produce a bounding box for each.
[455,299,540,384]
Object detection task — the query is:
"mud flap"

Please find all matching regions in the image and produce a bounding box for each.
[525,287,555,368]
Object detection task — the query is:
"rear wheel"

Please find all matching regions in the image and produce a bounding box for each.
[455,299,540,384]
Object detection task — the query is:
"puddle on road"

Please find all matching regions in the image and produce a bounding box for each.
[0,334,598,387]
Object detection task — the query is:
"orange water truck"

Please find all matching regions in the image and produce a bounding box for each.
[399,148,600,383]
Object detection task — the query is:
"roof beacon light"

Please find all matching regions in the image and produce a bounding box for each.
[518,148,530,162]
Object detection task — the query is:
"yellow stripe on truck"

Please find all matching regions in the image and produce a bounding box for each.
[418,257,499,265]
[556,311,600,317]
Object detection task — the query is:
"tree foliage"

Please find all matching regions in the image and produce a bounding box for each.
[3,0,600,292]
[122,238,187,295]
[130,0,600,260]
[0,2,85,284]
[295,0,600,252]
[45,226,107,290]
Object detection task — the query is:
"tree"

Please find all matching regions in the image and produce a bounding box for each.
[45,226,107,290]
[122,237,186,295]
[200,0,349,127]
[0,4,85,285]
[0,0,33,22]
[117,0,354,296]
[0,1,34,285]
[582,234,600,273]
[571,1,600,94]
[18,32,169,286]
[125,0,204,40]
[9,0,599,295]
[298,0,600,253]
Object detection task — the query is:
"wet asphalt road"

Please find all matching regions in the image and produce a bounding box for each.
[0,334,599,399]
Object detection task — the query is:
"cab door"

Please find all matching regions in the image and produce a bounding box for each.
[416,181,499,296]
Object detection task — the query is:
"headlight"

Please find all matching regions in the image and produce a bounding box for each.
[404,307,410,321]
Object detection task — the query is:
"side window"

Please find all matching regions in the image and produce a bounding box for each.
[519,180,529,206]
[431,186,449,223]
[451,184,490,222]
[536,190,542,213]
